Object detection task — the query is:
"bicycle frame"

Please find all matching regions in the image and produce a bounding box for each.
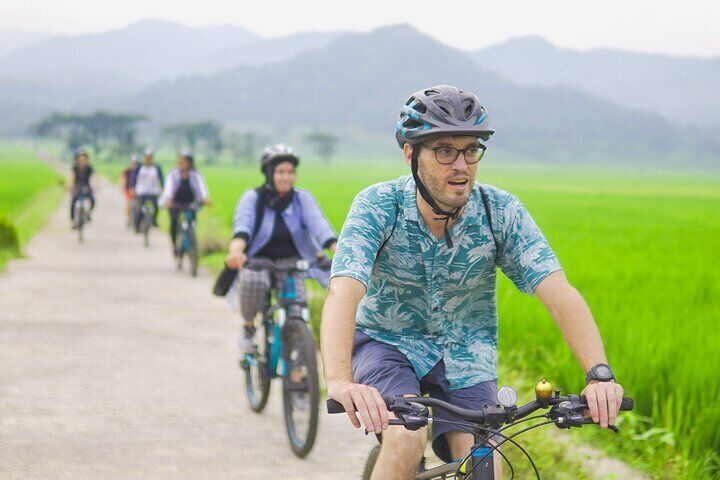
[179,209,196,253]
[248,273,310,380]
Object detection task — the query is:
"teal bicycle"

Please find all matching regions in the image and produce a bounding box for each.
[172,202,200,277]
[240,257,331,458]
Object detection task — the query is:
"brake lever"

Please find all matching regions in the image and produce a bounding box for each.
[581,417,619,433]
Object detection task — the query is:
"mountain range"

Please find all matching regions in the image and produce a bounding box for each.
[472,36,720,129]
[1,20,718,165]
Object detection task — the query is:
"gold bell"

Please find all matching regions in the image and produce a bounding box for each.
[535,379,553,399]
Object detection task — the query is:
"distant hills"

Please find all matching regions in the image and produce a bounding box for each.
[0,28,47,57]
[1,20,718,165]
[0,20,259,100]
[472,36,720,128]
[111,25,714,161]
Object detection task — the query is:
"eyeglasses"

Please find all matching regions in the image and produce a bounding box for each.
[419,143,487,165]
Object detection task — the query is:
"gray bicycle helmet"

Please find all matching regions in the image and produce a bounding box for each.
[260,144,299,173]
[74,147,88,158]
[395,85,494,148]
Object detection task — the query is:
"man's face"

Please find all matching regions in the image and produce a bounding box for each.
[404,135,480,210]
[76,154,88,168]
[143,155,153,165]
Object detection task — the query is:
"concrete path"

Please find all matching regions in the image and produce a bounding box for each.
[0,182,373,479]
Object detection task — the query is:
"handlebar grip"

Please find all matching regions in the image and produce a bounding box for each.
[326,397,394,414]
[327,399,347,414]
[580,395,634,411]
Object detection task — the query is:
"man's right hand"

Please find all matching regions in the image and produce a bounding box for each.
[327,379,389,434]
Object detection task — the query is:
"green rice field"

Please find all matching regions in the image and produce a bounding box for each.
[0,144,64,266]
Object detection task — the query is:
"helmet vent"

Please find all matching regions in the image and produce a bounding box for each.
[403,118,424,129]
[463,100,475,119]
[434,100,452,116]
[405,96,416,106]
[425,89,440,96]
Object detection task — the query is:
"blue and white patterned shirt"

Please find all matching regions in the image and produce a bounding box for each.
[331,175,562,389]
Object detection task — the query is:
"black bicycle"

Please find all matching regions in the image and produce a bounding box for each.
[327,380,634,479]
[172,202,200,277]
[240,257,332,458]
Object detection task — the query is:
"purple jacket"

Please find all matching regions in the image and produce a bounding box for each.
[233,188,337,286]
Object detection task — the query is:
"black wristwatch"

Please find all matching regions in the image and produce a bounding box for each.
[586,364,615,384]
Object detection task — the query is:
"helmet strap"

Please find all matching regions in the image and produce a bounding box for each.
[410,146,460,248]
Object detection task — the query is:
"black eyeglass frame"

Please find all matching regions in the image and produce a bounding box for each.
[418,142,487,165]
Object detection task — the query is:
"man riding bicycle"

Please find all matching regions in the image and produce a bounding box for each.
[225,144,337,355]
[130,148,163,233]
[67,147,96,227]
[159,149,210,256]
[321,85,625,479]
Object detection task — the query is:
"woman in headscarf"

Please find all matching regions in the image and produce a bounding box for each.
[225,144,337,353]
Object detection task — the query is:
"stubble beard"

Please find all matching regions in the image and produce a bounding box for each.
[418,161,471,211]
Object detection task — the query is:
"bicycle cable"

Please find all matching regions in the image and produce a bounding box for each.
[498,415,548,433]
[466,420,557,479]
[465,427,539,480]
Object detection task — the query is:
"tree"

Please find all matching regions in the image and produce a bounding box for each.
[224,130,269,164]
[33,111,147,156]
[304,131,339,163]
[162,121,224,162]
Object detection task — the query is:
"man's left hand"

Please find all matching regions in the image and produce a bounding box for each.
[581,380,624,428]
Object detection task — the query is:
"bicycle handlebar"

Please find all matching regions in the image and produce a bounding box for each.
[326,391,633,429]
[245,257,332,273]
[169,201,201,211]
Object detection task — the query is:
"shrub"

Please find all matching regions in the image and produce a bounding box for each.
[0,213,20,255]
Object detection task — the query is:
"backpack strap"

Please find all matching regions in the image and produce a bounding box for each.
[251,187,265,243]
[375,183,401,260]
[478,186,500,262]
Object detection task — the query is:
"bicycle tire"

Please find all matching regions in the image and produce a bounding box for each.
[188,226,198,277]
[176,238,184,270]
[242,321,271,413]
[362,445,381,480]
[77,204,85,242]
[143,215,150,247]
[282,319,320,458]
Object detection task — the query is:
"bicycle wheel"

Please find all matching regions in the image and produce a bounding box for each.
[362,445,381,480]
[188,226,198,277]
[77,204,85,242]
[143,214,150,247]
[282,319,320,458]
[241,322,271,413]
[175,233,184,271]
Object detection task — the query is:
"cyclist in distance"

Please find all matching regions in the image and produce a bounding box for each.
[321,85,625,479]
[225,144,337,355]
[67,147,96,227]
[159,149,211,255]
[130,148,164,233]
[120,154,139,227]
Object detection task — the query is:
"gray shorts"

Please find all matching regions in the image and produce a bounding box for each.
[352,331,498,463]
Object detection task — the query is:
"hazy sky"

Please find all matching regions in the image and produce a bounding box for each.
[2,0,719,57]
